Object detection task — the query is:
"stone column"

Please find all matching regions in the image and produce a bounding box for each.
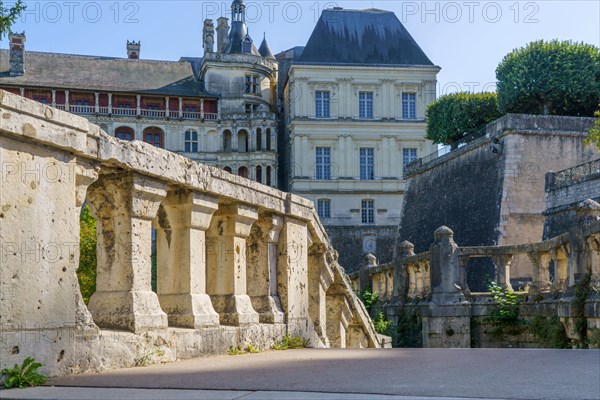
[20,87,24,96]
[206,204,259,325]
[154,190,220,328]
[277,217,310,336]
[200,99,205,119]
[179,97,183,118]
[492,254,513,291]
[136,95,141,116]
[308,242,334,347]
[247,213,285,323]
[94,93,100,113]
[87,173,168,332]
[393,240,414,300]
[528,251,551,294]
[51,90,56,107]
[108,93,112,114]
[262,127,268,151]
[551,246,569,292]
[423,226,471,348]
[64,90,70,112]
[165,97,170,118]
[232,130,239,152]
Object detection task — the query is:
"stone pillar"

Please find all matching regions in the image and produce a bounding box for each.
[154,190,220,328]
[108,93,112,114]
[551,246,569,292]
[64,90,69,112]
[422,226,471,348]
[206,204,259,325]
[232,130,239,152]
[262,127,267,151]
[51,90,56,107]
[94,92,100,113]
[393,240,413,300]
[87,173,168,332]
[200,99,205,119]
[246,213,285,323]
[165,97,170,118]
[308,243,334,347]
[492,255,513,291]
[136,95,141,116]
[179,97,183,118]
[20,87,24,96]
[528,251,551,294]
[277,217,310,337]
[326,292,352,348]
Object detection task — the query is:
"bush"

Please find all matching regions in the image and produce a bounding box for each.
[373,312,392,336]
[425,92,502,145]
[358,289,379,313]
[496,40,600,116]
[78,204,97,304]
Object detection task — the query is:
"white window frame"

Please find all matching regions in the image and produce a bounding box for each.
[184,129,198,152]
[315,147,331,180]
[360,147,375,180]
[359,91,374,119]
[402,93,417,119]
[315,91,330,118]
[361,199,375,224]
[403,148,418,172]
[317,199,331,219]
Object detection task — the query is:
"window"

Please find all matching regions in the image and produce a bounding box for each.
[115,126,134,141]
[360,148,375,180]
[315,91,330,118]
[143,127,164,148]
[315,147,331,180]
[245,103,259,113]
[184,130,198,152]
[402,93,416,119]
[245,75,259,94]
[403,148,418,172]
[361,200,375,224]
[317,199,331,219]
[359,92,373,119]
[33,97,47,104]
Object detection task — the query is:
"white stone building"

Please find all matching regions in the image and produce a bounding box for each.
[280,8,440,269]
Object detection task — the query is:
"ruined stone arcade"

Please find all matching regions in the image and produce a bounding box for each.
[0,90,380,378]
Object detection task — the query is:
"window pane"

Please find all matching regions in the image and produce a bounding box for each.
[316,147,331,180]
[403,148,418,172]
[361,200,375,224]
[360,148,374,180]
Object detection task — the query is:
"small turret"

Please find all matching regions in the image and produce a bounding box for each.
[203,19,215,53]
[258,33,275,59]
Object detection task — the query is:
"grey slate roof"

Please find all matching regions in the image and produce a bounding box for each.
[0,50,215,97]
[297,8,435,66]
[258,36,275,59]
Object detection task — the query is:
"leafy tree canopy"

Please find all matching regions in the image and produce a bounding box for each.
[425,92,502,145]
[0,0,25,38]
[496,40,600,117]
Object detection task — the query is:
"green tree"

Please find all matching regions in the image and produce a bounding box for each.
[496,40,600,116]
[585,107,600,152]
[78,204,97,304]
[0,0,25,38]
[425,92,502,145]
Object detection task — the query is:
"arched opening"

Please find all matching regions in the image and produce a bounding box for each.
[143,126,164,148]
[266,128,272,151]
[223,129,232,152]
[224,166,232,174]
[238,129,249,152]
[238,166,248,178]
[256,165,262,184]
[256,128,262,151]
[266,166,272,186]
[115,126,134,141]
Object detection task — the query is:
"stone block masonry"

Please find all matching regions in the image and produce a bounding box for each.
[0,90,380,379]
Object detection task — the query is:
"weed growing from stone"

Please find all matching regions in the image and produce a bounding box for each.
[134,349,164,366]
[271,335,310,350]
[2,357,47,388]
[373,312,392,336]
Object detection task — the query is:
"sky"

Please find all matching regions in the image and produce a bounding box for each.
[2,0,599,96]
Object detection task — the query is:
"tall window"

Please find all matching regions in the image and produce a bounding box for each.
[245,75,258,94]
[403,148,418,172]
[184,129,198,152]
[359,92,373,119]
[317,199,331,219]
[315,91,330,118]
[361,200,375,224]
[360,148,375,180]
[315,147,331,180]
[402,93,416,119]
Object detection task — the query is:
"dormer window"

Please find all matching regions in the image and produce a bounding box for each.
[241,35,252,54]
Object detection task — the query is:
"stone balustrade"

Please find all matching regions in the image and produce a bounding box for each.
[351,207,600,348]
[0,90,380,378]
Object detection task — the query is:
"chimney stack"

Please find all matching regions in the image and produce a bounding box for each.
[9,32,26,76]
[126,40,141,59]
[216,17,229,53]
[203,19,215,54]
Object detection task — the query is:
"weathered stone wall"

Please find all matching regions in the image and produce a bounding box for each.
[0,90,380,379]
[401,114,597,286]
[543,159,600,239]
[327,226,396,274]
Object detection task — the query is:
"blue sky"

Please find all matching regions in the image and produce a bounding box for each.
[3,1,599,96]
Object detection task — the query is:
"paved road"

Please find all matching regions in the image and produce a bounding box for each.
[2,348,599,400]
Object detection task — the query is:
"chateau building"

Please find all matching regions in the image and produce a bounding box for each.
[280,8,439,269]
[1,3,439,269]
[0,0,279,187]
